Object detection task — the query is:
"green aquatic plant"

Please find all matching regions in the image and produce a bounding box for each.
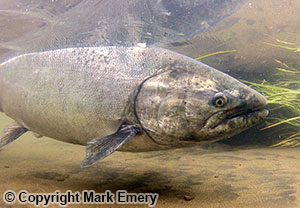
[243,55,300,147]
[196,45,300,147]
[243,79,300,114]
[195,50,236,60]
[239,38,300,147]
[264,38,300,53]
[243,79,300,147]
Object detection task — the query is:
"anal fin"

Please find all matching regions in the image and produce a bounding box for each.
[81,123,140,168]
[0,123,28,149]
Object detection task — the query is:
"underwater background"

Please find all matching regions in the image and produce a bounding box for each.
[1,0,300,207]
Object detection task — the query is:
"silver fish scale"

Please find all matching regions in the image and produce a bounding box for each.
[0,46,172,144]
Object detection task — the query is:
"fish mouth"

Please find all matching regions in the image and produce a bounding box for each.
[226,108,268,121]
[205,107,269,132]
[223,108,269,127]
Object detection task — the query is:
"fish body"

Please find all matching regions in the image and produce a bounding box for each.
[0,47,158,148]
[0,46,268,167]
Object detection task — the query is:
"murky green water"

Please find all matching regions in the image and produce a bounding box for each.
[1,0,300,207]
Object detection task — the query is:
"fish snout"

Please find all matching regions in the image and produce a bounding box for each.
[251,91,269,119]
[239,84,268,110]
[251,90,268,110]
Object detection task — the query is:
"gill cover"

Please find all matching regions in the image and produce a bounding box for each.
[134,69,217,145]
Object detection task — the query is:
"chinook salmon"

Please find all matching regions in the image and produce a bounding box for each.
[0,46,268,167]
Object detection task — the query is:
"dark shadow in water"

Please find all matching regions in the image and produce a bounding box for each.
[23,161,241,202]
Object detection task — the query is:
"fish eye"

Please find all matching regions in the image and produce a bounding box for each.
[213,92,228,108]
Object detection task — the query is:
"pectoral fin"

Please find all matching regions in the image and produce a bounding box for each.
[81,123,140,168]
[0,123,28,149]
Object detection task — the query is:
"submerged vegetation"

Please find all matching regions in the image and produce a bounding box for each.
[195,50,236,60]
[244,78,300,147]
[245,38,300,147]
[196,39,300,147]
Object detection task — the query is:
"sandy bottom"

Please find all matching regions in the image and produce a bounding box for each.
[0,115,299,208]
